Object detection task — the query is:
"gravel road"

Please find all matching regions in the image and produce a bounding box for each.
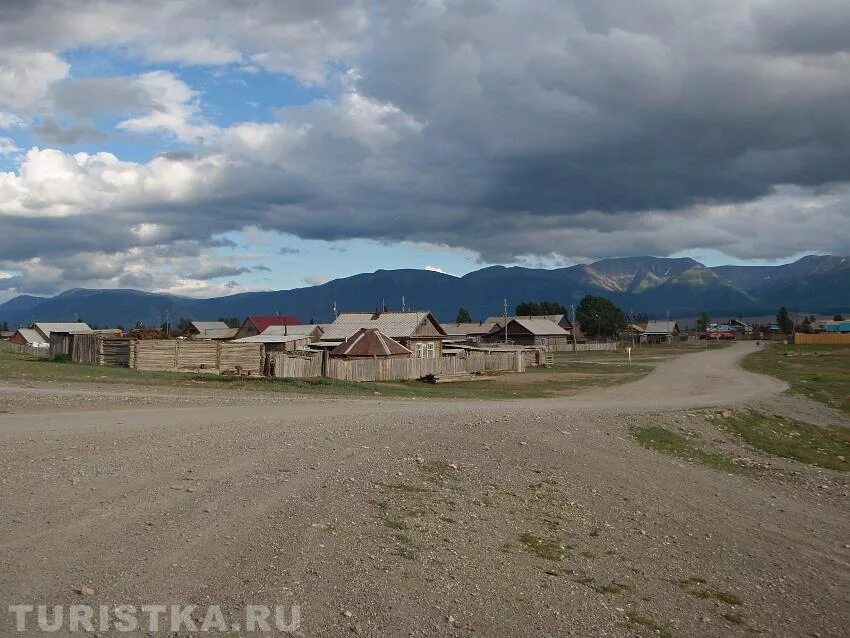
[0,342,847,637]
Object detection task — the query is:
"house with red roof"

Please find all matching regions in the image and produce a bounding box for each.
[235,315,302,340]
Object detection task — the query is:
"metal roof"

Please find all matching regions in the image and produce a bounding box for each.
[322,311,445,341]
[192,328,238,340]
[442,321,499,335]
[15,328,48,344]
[33,322,92,338]
[330,328,411,357]
[643,321,679,334]
[191,321,230,334]
[493,317,569,336]
[234,333,311,344]
[257,324,323,337]
[244,315,302,332]
[484,314,568,326]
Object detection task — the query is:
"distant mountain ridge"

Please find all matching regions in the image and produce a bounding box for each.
[2,255,848,328]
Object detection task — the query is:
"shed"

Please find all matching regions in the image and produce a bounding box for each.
[441,321,500,342]
[233,332,312,352]
[482,317,570,348]
[10,328,49,347]
[329,328,411,359]
[641,321,681,344]
[32,322,92,342]
[189,321,232,338]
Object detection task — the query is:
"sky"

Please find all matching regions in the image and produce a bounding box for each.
[1,0,850,302]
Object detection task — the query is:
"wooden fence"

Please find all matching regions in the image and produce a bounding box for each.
[0,340,50,358]
[129,340,264,375]
[326,351,522,382]
[268,351,323,378]
[794,333,850,345]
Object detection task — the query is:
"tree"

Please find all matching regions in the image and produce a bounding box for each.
[835,314,845,322]
[801,316,813,333]
[455,307,472,323]
[218,316,240,328]
[575,294,625,339]
[696,311,711,333]
[776,307,794,334]
[177,318,193,334]
[515,300,567,316]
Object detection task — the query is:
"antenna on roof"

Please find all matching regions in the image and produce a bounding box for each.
[402,295,405,312]
[333,301,338,319]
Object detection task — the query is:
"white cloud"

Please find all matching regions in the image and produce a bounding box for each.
[424,264,447,274]
[0,50,68,111]
[303,275,329,286]
[0,137,20,156]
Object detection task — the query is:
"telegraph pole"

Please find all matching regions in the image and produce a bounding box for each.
[503,298,508,344]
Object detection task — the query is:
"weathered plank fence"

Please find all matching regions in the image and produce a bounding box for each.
[324,351,522,382]
[129,340,264,375]
[268,351,323,378]
[794,332,850,345]
[0,340,50,358]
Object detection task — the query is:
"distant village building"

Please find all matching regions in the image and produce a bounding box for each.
[482,317,570,347]
[484,314,573,333]
[640,321,680,344]
[235,315,302,340]
[706,323,736,340]
[188,321,238,340]
[10,328,49,347]
[31,322,92,342]
[322,311,446,358]
[441,321,500,343]
[232,324,324,351]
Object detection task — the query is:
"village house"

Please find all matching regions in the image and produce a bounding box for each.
[482,317,570,348]
[10,328,49,347]
[441,321,500,343]
[235,315,302,340]
[484,314,574,333]
[322,311,447,358]
[31,322,92,342]
[641,320,680,344]
[188,321,239,340]
[329,328,411,359]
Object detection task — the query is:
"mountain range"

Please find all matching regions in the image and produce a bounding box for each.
[1,255,848,328]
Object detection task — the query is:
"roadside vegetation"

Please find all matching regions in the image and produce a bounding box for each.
[719,410,850,472]
[743,344,850,415]
[631,426,750,474]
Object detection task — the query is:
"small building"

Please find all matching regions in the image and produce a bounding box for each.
[0,330,14,340]
[728,318,752,335]
[322,311,446,358]
[329,328,411,359]
[235,315,302,340]
[189,321,238,340]
[10,328,49,347]
[641,320,680,344]
[441,321,500,343]
[484,314,573,333]
[32,322,92,342]
[825,321,850,333]
[233,331,312,352]
[706,323,736,340]
[621,323,646,341]
[261,324,325,341]
[482,317,570,348]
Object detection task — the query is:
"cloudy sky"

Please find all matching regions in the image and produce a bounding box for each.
[1,0,849,301]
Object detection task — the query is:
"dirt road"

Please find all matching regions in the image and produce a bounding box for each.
[0,343,847,637]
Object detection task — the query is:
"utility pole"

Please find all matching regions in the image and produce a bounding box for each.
[164,308,170,337]
[503,298,508,344]
[401,295,405,312]
[333,302,338,319]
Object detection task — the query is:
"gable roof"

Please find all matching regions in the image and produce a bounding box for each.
[191,321,230,334]
[442,321,499,336]
[257,324,324,337]
[14,328,48,345]
[488,317,569,337]
[234,333,311,344]
[33,322,92,339]
[329,328,411,357]
[193,328,238,340]
[643,320,679,334]
[484,314,571,328]
[244,315,302,332]
[323,311,446,341]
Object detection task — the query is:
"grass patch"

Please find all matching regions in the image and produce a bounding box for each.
[632,426,749,474]
[719,410,850,472]
[626,612,673,638]
[743,345,850,415]
[691,588,742,605]
[518,532,569,561]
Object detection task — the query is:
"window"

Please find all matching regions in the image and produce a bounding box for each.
[426,342,435,358]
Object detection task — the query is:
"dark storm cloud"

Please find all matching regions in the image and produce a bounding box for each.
[30,115,108,145]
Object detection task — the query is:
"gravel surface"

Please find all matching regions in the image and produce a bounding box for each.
[0,342,847,637]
